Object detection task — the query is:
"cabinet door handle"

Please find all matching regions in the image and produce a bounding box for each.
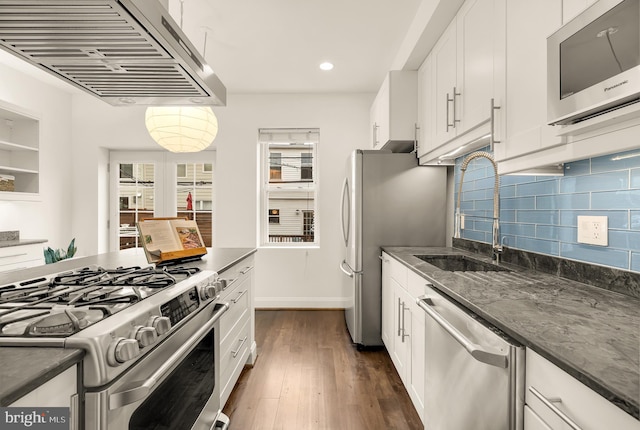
[373,122,379,146]
[446,92,453,131]
[231,336,248,358]
[401,301,410,343]
[414,123,419,153]
[232,289,247,304]
[490,98,501,150]
[446,87,461,131]
[397,298,402,337]
[528,386,583,430]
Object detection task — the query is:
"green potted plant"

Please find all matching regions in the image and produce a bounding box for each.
[43,238,77,264]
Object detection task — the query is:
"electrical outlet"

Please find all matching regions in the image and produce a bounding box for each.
[577,216,608,246]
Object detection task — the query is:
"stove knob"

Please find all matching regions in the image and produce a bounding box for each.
[148,316,171,336]
[133,326,157,348]
[113,338,140,364]
[200,284,217,301]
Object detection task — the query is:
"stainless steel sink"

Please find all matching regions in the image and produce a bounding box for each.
[413,254,511,272]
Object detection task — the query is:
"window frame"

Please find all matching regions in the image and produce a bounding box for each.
[259,128,319,247]
[109,151,216,252]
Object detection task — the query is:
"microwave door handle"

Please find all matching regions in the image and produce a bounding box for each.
[108,303,229,410]
[417,297,508,368]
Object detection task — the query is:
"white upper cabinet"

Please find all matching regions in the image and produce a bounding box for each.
[370,70,418,151]
[416,54,434,158]
[456,0,504,135]
[418,0,506,164]
[495,0,564,167]
[431,19,458,149]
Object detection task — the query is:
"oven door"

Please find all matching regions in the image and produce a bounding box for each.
[85,302,229,430]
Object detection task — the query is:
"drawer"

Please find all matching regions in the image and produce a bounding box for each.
[0,243,44,271]
[525,349,639,430]
[388,256,408,289]
[407,269,428,298]
[218,264,253,302]
[219,277,250,343]
[220,317,250,406]
[524,405,552,430]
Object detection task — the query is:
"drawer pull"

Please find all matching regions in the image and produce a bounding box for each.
[239,266,253,275]
[231,336,248,358]
[232,289,247,304]
[528,386,583,430]
[0,252,28,259]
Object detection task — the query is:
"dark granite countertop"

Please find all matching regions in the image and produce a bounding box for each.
[0,347,84,406]
[383,246,640,420]
[0,247,256,406]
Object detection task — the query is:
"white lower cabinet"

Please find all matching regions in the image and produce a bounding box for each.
[525,349,640,430]
[381,252,426,423]
[218,256,255,408]
[10,365,79,430]
[525,405,552,430]
[0,243,45,272]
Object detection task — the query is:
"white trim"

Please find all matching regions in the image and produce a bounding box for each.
[254,297,347,309]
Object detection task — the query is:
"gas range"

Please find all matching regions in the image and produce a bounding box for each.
[0,264,225,387]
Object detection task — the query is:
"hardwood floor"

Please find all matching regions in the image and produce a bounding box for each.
[223,310,422,430]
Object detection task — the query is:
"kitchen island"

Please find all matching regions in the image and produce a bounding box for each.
[0,247,256,408]
[383,246,640,421]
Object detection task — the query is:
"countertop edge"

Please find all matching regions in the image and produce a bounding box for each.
[0,239,47,248]
[0,348,84,406]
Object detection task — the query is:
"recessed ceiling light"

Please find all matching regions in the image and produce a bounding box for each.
[319,62,334,71]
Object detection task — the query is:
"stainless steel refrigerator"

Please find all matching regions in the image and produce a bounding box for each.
[339,150,446,347]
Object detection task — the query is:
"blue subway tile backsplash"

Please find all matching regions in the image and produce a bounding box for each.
[455,148,640,274]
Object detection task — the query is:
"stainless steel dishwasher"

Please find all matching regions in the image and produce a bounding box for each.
[417,284,525,430]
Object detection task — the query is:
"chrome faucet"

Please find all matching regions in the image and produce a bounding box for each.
[454,151,502,262]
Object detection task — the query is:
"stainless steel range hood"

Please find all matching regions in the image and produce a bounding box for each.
[0,0,226,106]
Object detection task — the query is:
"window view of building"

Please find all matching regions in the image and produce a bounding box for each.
[117,163,155,250]
[260,128,318,245]
[176,163,213,246]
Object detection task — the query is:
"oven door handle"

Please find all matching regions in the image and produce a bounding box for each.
[109,303,229,410]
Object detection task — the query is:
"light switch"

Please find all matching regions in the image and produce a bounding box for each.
[577,216,608,246]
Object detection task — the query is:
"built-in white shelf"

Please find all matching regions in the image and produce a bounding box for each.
[0,100,40,198]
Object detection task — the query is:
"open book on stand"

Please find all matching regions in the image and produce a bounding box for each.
[137,217,207,264]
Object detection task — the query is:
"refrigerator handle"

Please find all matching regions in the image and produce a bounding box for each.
[340,177,350,247]
[340,260,362,278]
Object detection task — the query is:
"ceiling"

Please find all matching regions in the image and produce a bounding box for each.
[0,0,424,97]
[164,0,423,95]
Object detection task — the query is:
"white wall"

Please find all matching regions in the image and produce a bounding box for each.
[70,92,370,307]
[0,60,73,254]
[213,94,370,307]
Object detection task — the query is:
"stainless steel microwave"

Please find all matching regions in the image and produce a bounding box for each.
[547,0,640,125]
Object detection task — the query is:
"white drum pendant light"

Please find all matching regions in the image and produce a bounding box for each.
[145,106,218,153]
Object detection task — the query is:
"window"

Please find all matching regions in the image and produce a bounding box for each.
[260,128,319,246]
[268,209,280,223]
[177,163,213,246]
[110,152,216,251]
[301,153,312,180]
[269,153,282,180]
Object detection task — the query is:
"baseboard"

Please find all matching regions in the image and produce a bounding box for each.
[254,296,348,309]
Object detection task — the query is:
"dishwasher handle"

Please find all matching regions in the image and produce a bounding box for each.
[417,296,508,368]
